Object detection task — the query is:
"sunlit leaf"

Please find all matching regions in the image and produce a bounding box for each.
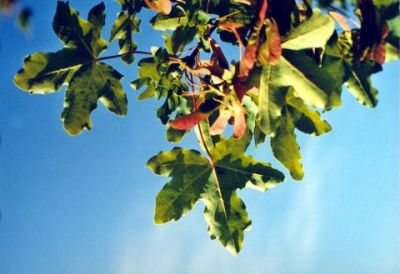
[110,11,141,64]
[281,10,335,50]
[148,139,284,254]
[14,2,127,135]
[271,110,304,180]
[144,0,172,15]
[61,63,127,135]
[345,61,380,107]
[286,88,331,136]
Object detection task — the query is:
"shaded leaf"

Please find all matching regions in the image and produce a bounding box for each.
[52,2,107,57]
[164,25,197,54]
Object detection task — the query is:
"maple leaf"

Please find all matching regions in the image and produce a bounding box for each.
[14,1,127,135]
[148,138,284,254]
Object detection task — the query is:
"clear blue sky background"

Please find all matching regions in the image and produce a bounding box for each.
[0,1,399,274]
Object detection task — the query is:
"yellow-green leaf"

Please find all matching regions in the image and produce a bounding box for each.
[271,111,304,180]
[282,10,335,50]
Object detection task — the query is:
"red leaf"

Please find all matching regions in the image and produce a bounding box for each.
[170,111,210,130]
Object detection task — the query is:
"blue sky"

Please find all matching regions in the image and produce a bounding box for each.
[0,1,399,274]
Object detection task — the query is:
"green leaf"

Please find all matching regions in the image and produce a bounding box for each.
[345,61,380,107]
[132,49,190,125]
[17,8,33,32]
[148,140,284,254]
[150,7,188,31]
[52,2,107,57]
[110,11,141,64]
[14,49,87,94]
[164,25,197,54]
[61,63,127,135]
[321,33,352,108]
[282,10,335,50]
[14,2,127,135]
[286,88,332,136]
[257,64,285,136]
[385,36,400,62]
[149,148,210,223]
[277,51,335,108]
[271,111,304,180]
[256,51,335,137]
[166,125,188,143]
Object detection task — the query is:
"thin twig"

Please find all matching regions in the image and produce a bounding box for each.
[96,50,152,62]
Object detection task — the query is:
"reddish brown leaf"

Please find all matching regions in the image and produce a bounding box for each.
[268,19,282,64]
[257,18,282,65]
[329,11,351,32]
[210,38,230,69]
[233,108,246,139]
[144,0,172,15]
[239,36,260,78]
[233,63,258,101]
[210,109,232,135]
[233,72,249,101]
[257,0,268,22]
[238,0,268,78]
[217,22,246,48]
[170,111,210,130]
[373,22,389,64]
[357,0,384,62]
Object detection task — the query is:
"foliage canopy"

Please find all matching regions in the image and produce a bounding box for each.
[8,0,400,254]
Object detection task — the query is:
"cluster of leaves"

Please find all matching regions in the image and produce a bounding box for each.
[13,0,399,254]
[0,0,32,31]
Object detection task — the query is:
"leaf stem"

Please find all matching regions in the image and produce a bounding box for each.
[190,71,229,220]
[96,50,152,62]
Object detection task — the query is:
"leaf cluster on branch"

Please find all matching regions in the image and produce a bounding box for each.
[13,0,399,254]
